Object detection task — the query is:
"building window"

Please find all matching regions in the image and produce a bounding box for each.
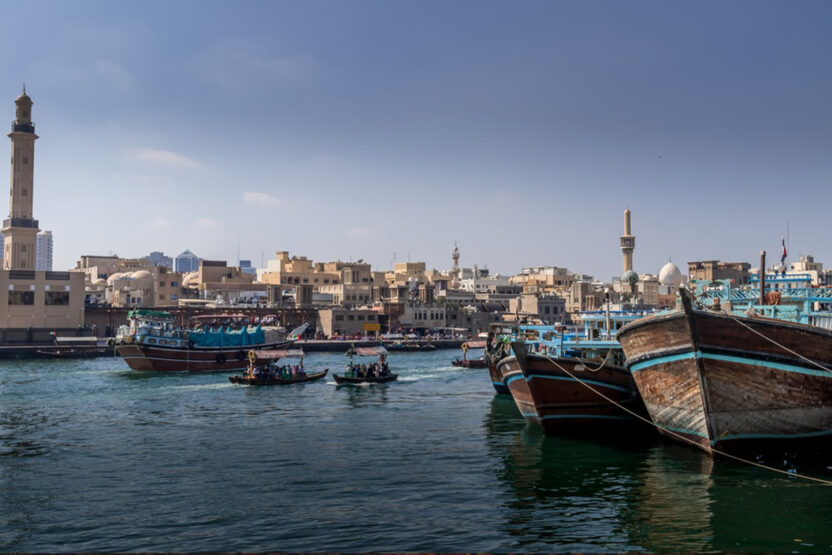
[9,291,34,305]
[347,315,354,321]
[357,315,364,321]
[44,291,70,305]
[159,294,165,300]
[159,282,166,287]
[21,189,27,196]
[171,294,178,300]
[171,281,178,287]
[21,245,26,253]
[335,315,344,321]
[22,157,28,165]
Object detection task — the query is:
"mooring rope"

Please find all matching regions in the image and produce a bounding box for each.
[725,313,832,374]
[536,351,832,486]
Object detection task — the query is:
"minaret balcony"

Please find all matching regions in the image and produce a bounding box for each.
[10,121,35,133]
[3,217,39,229]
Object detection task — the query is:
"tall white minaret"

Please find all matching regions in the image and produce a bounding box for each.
[620,207,635,274]
[3,87,40,270]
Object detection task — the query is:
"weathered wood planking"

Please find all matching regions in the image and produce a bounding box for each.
[617,296,832,455]
[515,347,650,437]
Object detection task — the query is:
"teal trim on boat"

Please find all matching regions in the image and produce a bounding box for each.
[656,422,710,440]
[630,351,696,372]
[541,414,630,421]
[713,428,832,444]
[524,373,631,393]
[505,374,525,385]
[630,350,832,379]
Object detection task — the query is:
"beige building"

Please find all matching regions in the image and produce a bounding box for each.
[318,307,382,338]
[0,270,85,329]
[0,91,85,331]
[688,260,751,285]
[508,293,567,324]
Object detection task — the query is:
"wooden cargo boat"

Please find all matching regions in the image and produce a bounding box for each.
[496,354,539,425]
[616,287,832,455]
[511,342,648,436]
[115,310,294,373]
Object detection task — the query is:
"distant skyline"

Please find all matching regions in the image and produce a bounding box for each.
[1,0,830,281]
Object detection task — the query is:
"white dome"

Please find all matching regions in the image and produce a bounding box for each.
[107,272,126,285]
[182,271,199,286]
[93,278,106,285]
[659,261,683,287]
[131,270,152,280]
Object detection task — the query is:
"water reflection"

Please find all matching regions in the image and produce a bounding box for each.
[338,382,391,408]
[622,445,715,552]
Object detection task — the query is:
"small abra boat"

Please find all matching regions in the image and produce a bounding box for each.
[333,373,397,385]
[229,349,327,386]
[451,340,487,368]
[332,345,397,385]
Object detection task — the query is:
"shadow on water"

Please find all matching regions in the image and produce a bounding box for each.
[336,382,391,408]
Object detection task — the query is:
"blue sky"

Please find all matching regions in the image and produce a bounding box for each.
[1,1,830,280]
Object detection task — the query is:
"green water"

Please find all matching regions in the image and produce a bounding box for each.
[0,351,830,552]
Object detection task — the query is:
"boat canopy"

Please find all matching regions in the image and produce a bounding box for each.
[287,323,309,339]
[189,325,265,347]
[464,340,487,349]
[251,349,305,360]
[349,346,389,356]
[128,309,174,320]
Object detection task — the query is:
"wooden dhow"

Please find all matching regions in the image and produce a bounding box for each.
[616,287,832,455]
[510,342,648,436]
[115,310,294,373]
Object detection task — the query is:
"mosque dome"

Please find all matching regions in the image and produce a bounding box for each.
[622,270,639,284]
[107,272,125,285]
[182,272,199,287]
[131,270,152,280]
[15,91,32,104]
[659,261,683,288]
[93,278,106,286]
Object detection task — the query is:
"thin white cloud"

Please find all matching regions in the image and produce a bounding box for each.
[193,37,318,91]
[95,60,134,90]
[147,217,171,228]
[126,148,201,170]
[195,218,216,228]
[243,191,282,207]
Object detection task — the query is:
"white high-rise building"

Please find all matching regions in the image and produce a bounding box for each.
[36,230,52,271]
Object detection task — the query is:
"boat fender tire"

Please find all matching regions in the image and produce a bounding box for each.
[216,353,226,364]
[236,349,246,361]
[107,338,114,348]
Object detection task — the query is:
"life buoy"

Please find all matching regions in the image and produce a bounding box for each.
[461,342,469,352]
[216,353,227,364]
[236,350,246,361]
